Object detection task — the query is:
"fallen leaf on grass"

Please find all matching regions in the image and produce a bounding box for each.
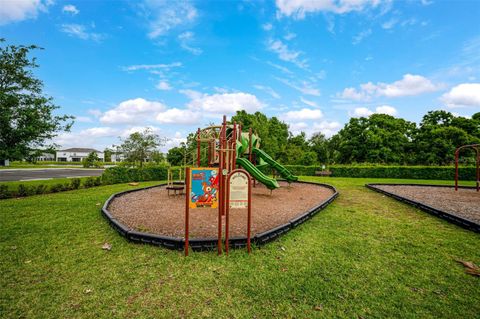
[280,246,286,251]
[455,259,480,277]
[84,289,93,294]
[129,182,139,186]
[95,203,101,206]
[314,305,323,311]
[102,242,112,251]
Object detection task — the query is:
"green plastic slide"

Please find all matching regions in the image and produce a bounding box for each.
[236,157,280,190]
[252,148,298,183]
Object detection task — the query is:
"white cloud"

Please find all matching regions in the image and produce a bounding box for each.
[313,120,342,138]
[156,108,201,124]
[267,38,308,69]
[300,97,319,108]
[178,31,202,55]
[282,108,323,121]
[76,116,93,123]
[121,62,182,72]
[284,32,296,41]
[351,105,397,117]
[339,74,440,101]
[164,131,187,152]
[267,61,293,74]
[185,91,264,115]
[156,80,172,91]
[275,77,321,96]
[141,0,197,38]
[352,29,372,45]
[275,0,383,19]
[375,105,397,115]
[88,109,103,118]
[352,107,373,117]
[62,4,79,15]
[288,120,341,138]
[119,125,162,139]
[441,83,480,108]
[54,127,119,149]
[0,0,51,25]
[100,98,166,125]
[262,23,273,31]
[60,24,104,42]
[253,85,281,99]
[382,18,398,29]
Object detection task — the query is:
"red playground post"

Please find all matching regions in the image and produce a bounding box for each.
[184,167,191,256]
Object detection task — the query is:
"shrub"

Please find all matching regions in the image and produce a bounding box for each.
[35,184,47,195]
[278,165,477,181]
[83,177,97,188]
[0,185,10,199]
[93,161,104,168]
[70,178,81,189]
[101,165,169,184]
[49,183,63,193]
[61,183,72,191]
[17,184,35,197]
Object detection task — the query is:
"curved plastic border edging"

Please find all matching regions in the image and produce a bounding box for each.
[366,183,480,233]
[102,181,339,251]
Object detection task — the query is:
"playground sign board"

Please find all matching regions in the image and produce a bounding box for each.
[189,168,219,209]
[229,171,249,208]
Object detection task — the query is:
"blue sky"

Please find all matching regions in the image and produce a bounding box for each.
[1,0,479,151]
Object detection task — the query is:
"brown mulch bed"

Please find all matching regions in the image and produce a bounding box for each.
[107,182,335,239]
[374,185,480,224]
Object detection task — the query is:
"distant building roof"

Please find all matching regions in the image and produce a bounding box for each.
[58,148,101,153]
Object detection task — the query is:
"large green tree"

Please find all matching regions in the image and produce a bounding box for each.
[0,39,73,161]
[333,114,416,164]
[414,110,480,165]
[231,110,289,161]
[116,128,167,167]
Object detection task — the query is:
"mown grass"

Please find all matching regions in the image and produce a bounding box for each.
[0,177,478,318]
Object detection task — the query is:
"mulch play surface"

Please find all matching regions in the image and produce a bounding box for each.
[108,182,335,239]
[374,185,480,224]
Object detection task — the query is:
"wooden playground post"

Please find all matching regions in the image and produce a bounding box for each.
[184,167,191,256]
[232,122,237,170]
[196,128,201,167]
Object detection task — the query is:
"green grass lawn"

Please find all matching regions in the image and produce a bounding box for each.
[1,177,478,318]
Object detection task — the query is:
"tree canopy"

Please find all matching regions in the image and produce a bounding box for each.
[116,128,166,167]
[167,109,479,166]
[0,39,73,161]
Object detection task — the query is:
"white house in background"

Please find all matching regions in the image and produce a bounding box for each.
[36,152,55,161]
[111,153,125,163]
[56,148,104,162]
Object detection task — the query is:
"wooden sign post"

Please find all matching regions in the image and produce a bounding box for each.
[225,169,252,254]
[185,167,219,256]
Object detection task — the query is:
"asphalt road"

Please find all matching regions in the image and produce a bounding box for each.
[0,168,104,182]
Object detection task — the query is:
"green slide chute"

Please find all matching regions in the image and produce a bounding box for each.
[252,148,298,183]
[236,157,279,190]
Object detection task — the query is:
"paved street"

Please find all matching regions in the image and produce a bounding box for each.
[0,168,104,182]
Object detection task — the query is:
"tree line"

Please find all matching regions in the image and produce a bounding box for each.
[168,110,480,166]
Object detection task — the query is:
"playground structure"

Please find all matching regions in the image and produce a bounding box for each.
[184,115,299,255]
[166,167,185,196]
[454,144,479,192]
[102,115,338,254]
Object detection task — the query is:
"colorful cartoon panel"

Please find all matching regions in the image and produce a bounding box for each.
[189,168,219,209]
